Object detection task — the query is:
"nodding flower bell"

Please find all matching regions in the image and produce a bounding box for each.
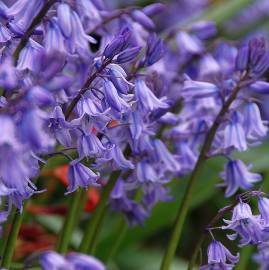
[219,159,261,197]
[66,160,100,194]
[200,240,239,270]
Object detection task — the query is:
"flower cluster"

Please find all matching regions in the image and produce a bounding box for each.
[202,194,269,269]
[0,0,269,269]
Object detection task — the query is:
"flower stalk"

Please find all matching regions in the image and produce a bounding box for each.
[79,170,121,253]
[160,76,248,270]
[56,189,85,254]
[1,206,26,268]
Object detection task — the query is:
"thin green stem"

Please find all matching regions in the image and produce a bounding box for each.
[79,170,121,253]
[0,205,16,255]
[56,189,84,253]
[1,206,26,268]
[160,76,247,270]
[187,234,205,270]
[105,217,128,262]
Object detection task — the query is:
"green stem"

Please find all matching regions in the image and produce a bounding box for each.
[105,217,128,262]
[1,206,26,268]
[0,205,16,255]
[187,234,205,270]
[56,189,84,253]
[160,77,246,270]
[79,170,121,253]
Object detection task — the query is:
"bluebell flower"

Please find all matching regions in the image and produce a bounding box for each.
[39,251,105,270]
[0,147,37,200]
[137,160,159,184]
[252,51,269,77]
[235,45,249,71]
[0,1,8,18]
[57,3,72,38]
[103,35,126,59]
[135,79,168,112]
[258,197,269,226]
[219,159,261,197]
[77,91,110,117]
[0,24,12,43]
[110,178,126,200]
[35,50,66,81]
[103,80,130,113]
[200,240,239,270]
[66,253,105,270]
[17,38,44,71]
[243,102,268,141]
[131,10,155,31]
[40,251,72,270]
[110,144,134,169]
[77,133,106,158]
[222,202,266,246]
[129,111,146,141]
[27,86,55,106]
[250,81,269,94]
[124,202,148,227]
[116,46,141,64]
[159,112,179,125]
[44,19,66,54]
[142,3,165,16]
[48,106,73,147]
[76,0,101,30]
[145,33,164,66]
[198,54,220,78]
[20,108,55,151]
[110,179,133,211]
[215,42,238,74]
[247,37,269,76]
[67,160,100,194]
[143,185,173,210]
[152,139,181,173]
[254,242,269,270]
[223,111,247,152]
[68,10,96,59]
[96,143,134,170]
[249,37,266,66]
[110,178,148,227]
[191,21,217,40]
[176,31,204,55]
[176,140,198,174]
[106,70,129,95]
[107,64,133,95]
[0,57,17,90]
[7,0,44,35]
[181,79,219,99]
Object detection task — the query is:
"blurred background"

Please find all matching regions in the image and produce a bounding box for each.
[2,0,269,269]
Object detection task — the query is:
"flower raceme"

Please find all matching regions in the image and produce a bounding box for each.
[0,0,269,269]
